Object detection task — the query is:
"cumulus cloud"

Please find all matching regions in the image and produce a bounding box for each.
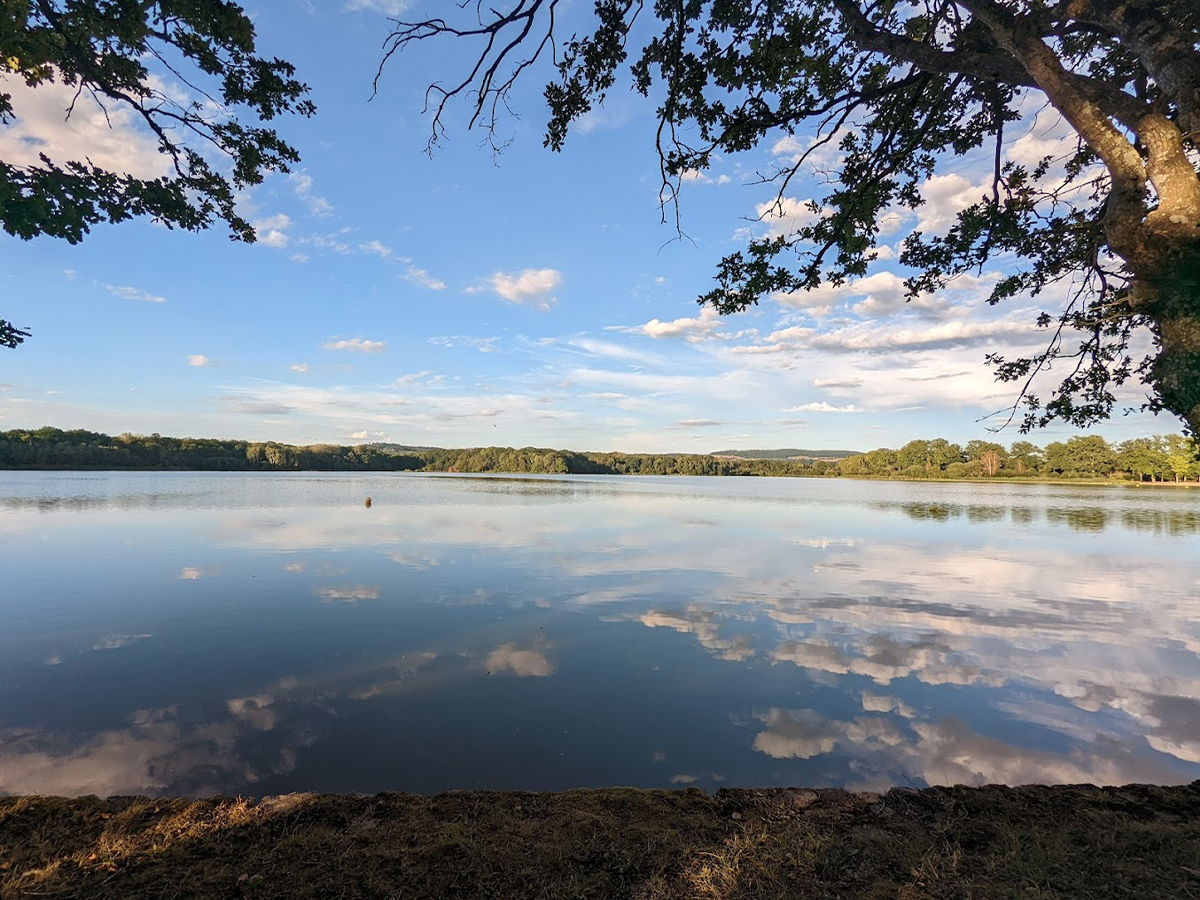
[105,284,166,304]
[915,173,991,233]
[486,642,555,677]
[0,74,168,179]
[253,213,292,248]
[755,196,820,238]
[629,305,722,342]
[637,608,755,662]
[289,363,311,373]
[810,317,1039,353]
[485,268,562,310]
[187,355,216,367]
[323,337,387,353]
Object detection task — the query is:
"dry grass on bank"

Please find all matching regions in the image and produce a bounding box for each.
[1,783,1198,899]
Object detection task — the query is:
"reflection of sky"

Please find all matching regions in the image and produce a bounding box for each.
[2,471,1199,796]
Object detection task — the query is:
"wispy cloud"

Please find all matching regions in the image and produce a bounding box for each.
[289,171,333,216]
[323,337,388,353]
[104,284,165,303]
[785,402,865,413]
[360,239,392,257]
[219,398,294,415]
[318,586,380,603]
[344,0,409,13]
[186,355,216,367]
[813,377,863,388]
[403,265,446,290]
[430,335,498,353]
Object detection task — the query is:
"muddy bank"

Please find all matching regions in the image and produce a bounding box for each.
[2,783,1198,898]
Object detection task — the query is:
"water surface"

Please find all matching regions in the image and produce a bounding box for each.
[2,471,1198,796]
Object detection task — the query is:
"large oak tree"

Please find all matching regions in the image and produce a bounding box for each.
[378,0,1200,434]
[1,0,314,348]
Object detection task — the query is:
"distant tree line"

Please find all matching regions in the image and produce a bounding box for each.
[0,428,424,471]
[2,428,1197,482]
[0,428,813,476]
[835,435,1200,482]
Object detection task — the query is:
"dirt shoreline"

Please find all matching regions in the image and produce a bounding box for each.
[3,783,1198,898]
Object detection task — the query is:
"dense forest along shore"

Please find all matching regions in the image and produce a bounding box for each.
[3,427,1199,482]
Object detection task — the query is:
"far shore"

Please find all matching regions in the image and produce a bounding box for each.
[2,783,1197,899]
[3,465,1200,490]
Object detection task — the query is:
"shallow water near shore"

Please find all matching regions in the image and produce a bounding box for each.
[2,471,1199,797]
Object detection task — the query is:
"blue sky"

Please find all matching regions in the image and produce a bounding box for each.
[0,0,1174,452]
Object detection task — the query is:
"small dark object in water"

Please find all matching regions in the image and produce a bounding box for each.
[365,497,373,508]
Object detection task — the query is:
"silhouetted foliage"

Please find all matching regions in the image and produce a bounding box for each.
[2,0,314,348]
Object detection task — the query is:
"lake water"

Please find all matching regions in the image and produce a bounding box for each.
[2,471,1199,797]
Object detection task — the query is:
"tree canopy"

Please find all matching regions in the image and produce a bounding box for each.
[378,0,1200,436]
[0,0,315,347]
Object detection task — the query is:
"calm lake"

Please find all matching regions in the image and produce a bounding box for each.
[2,471,1199,797]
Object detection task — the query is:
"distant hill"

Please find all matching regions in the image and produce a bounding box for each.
[710,448,862,460]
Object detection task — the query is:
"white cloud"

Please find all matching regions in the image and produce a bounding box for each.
[810,317,1039,353]
[93,634,153,651]
[395,370,433,385]
[0,74,168,179]
[681,168,730,186]
[253,213,291,248]
[344,0,409,12]
[323,337,387,353]
[289,363,311,373]
[630,305,722,342]
[187,355,215,367]
[786,402,865,413]
[486,642,554,677]
[755,196,819,238]
[429,335,498,353]
[62,269,77,281]
[486,268,561,310]
[813,378,863,388]
[915,173,990,233]
[289,171,333,216]
[360,240,392,257]
[403,265,446,290]
[318,586,380,602]
[104,284,165,303]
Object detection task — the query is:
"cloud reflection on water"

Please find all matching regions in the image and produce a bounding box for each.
[2,474,1198,795]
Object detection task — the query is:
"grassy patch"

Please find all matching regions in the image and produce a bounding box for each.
[1,783,1197,898]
